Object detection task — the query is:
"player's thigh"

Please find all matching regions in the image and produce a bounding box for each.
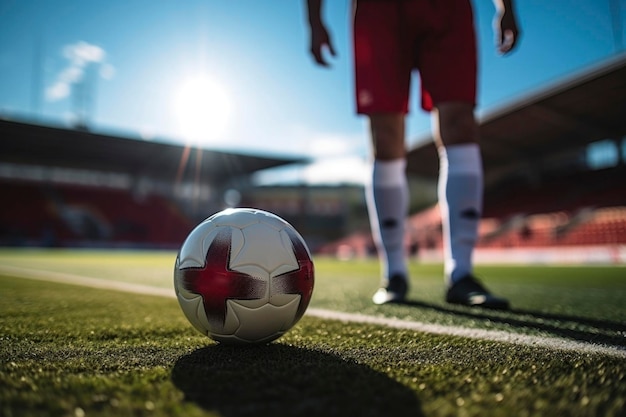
[353,1,412,114]
[417,0,477,111]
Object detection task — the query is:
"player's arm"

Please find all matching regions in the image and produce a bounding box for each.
[492,0,520,54]
[305,0,337,67]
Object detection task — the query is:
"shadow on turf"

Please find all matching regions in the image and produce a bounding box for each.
[172,343,424,417]
[397,299,626,347]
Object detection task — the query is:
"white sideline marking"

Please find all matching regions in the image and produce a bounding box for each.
[2,265,625,358]
[0,265,175,298]
[306,308,626,358]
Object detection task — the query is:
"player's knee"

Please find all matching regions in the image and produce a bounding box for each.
[368,114,406,159]
[435,103,478,147]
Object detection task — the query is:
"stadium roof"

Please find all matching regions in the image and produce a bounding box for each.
[406,53,626,184]
[0,119,306,184]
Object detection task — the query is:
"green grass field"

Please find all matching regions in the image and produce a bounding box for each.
[0,249,624,417]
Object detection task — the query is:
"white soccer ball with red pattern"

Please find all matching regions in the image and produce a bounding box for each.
[174,208,314,344]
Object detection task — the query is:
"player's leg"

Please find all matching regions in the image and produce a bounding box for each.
[420,0,509,309]
[353,0,412,304]
[366,113,410,304]
[433,103,509,309]
[432,102,481,285]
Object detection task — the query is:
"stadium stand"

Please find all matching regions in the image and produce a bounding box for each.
[0,180,66,246]
[0,179,194,248]
[0,119,303,248]
[57,184,194,246]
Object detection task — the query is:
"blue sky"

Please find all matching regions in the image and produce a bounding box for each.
[0,0,624,184]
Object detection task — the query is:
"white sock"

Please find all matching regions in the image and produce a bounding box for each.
[438,144,483,286]
[365,158,409,281]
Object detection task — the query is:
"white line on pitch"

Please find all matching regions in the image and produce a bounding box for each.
[2,264,624,358]
[306,308,626,358]
[0,265,175,298]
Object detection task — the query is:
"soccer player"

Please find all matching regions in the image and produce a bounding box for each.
[304,0,520,308]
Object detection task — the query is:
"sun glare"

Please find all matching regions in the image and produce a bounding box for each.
[173,75,233,146]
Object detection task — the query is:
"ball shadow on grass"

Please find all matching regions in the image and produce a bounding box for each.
[172,343,423,417]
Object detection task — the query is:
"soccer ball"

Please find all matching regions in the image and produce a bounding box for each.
[174,208,314,344]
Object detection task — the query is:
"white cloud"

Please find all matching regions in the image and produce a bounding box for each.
[308,134,357,157]
[254,155,370,186]
[63,41,106,66]
[249,125,371,185]
[45,82,70,101]
[45,41,114,102]
[302,155,370,185]
[59,66,84,84]
[282,124,366,157]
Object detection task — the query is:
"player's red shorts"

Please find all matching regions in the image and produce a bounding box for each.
[352,0,477,114]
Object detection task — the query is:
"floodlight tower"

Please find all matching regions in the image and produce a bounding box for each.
[610,0,624,53]
[72,64,97,131]
[30,34,43,120]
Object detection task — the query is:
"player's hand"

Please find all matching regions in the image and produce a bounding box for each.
[308,22,337,67]
[494,8,520,54]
